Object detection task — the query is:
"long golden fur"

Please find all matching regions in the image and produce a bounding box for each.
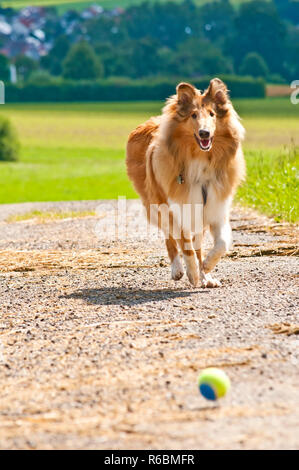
[126,78,245,287]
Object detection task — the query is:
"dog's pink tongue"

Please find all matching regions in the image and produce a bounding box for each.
[201,139,210,147]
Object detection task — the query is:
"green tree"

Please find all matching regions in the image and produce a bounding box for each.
[15,55,38,82]
[0,54,10,81]
[229,0,286,75]
[284,25,299,81]
[127,38,164,78]
[200,0,235,47]
[168,38,233,77]
[62,41,104,80]
[274,0,299,24]
[94,42,133,78]
[41,35,71,76]
[239,52,269,78]
[95,38,165,79]
[123,0,204,49]
[85,15,128,47]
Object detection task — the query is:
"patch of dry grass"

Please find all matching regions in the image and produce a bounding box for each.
[7,210,96,224]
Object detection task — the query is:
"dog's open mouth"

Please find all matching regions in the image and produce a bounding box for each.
[199,138,212,151]
[194,134,213,152]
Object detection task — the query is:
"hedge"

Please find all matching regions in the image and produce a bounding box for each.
[0,115,19,161]
[5,75,265,103]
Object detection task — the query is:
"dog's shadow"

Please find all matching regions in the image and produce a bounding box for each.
[62,287,206,306]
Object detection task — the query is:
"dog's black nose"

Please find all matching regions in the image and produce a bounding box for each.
[199,129,210,139]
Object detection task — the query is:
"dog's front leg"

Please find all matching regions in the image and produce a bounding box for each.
[194,232,219,288]
[201,222,231,287]
[165,236,184,281]
[178,231,199,287]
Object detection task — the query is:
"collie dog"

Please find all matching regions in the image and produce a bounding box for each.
[126,78,245,287]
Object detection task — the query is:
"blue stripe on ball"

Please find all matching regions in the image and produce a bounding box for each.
[199,384,216,400]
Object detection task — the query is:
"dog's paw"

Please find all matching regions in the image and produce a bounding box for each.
[201,272,221,288]
[184,255,199,287]
[187,270,199,287]
[171,255,184,281]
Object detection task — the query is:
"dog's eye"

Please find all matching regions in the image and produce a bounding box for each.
[191,113,197,119]
[210,111,215,117]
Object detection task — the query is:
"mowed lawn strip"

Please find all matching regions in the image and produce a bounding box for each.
[0,98,298,221]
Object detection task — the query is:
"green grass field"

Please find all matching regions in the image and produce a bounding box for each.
[0,98,298,222]
[3,0,260,13]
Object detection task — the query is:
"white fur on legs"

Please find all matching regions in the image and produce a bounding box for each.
[199,222,231,287]
[183,254,199,287]
[171,254,184,281]
[203,222,231,274]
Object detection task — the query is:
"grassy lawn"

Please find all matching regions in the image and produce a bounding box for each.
[238,146,298,223]
[0,98,298,222]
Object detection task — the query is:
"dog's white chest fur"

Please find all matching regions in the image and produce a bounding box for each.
[186,159,210,186]
[190,159,232,226]
[186,159,211,205]
[170,159,232,232]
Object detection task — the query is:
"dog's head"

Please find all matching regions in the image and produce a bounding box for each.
[175,78,230,152]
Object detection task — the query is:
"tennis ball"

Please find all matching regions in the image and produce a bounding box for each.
[198,368,230,401]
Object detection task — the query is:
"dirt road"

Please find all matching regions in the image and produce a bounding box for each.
[0,200,298,449]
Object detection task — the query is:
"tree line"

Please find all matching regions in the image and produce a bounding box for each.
[3,0,299,84]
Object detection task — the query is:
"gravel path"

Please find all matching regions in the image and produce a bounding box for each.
[0,200,298,450]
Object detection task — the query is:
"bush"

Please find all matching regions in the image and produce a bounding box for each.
[5,75,266,103]
[239,52,269,78]
[27,70,58,85]
[0,116,20,162]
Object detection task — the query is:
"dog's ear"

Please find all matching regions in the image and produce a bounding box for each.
[205,78,228,102]
[176,82,196,116]
[204,78,229,116]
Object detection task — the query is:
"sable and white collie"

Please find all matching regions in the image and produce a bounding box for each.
[126,78,245,287]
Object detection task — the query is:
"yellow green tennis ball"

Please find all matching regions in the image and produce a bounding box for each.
[198,368,230,401]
